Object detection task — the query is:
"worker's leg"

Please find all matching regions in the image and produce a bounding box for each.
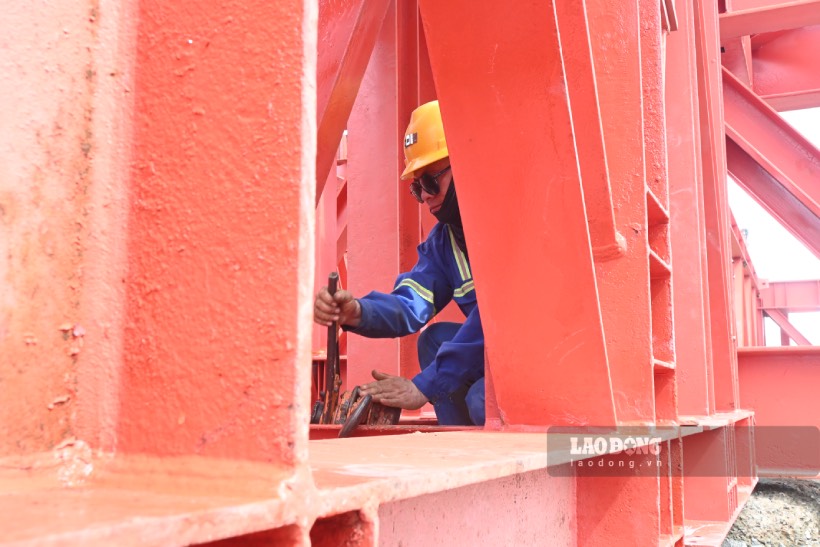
[417,322,472,425]
[465,378,485,425]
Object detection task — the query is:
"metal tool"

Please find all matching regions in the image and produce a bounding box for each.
[310,271,402,436]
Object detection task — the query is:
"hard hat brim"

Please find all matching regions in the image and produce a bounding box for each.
[400,147,449,180]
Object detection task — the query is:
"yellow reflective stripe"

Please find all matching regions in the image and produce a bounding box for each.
[453,280,475,298]
[396,278,435,305]
[447,226,472,281]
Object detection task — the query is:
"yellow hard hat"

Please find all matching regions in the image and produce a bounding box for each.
[400,100,448,180]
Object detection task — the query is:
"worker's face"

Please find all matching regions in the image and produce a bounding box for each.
[413,158,452,215]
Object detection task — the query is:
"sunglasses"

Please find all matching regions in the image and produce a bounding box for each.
[409,165,451,203]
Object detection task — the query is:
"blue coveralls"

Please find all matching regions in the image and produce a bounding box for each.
[348,222,485,425]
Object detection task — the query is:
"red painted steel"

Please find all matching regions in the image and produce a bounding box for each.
[7,0,819,543]
[315,0,391,203]
[721,36,754,86]
[668,0,715,418]
[586,0,657,425]
[726,138,820,258]
[419,0,616,426]
[344,2,404,390]
[395,2,439,386]
[751,26,820,110]
[0,0,110,455]
[760,279,820,311]
[719,0,820,41]
[576,456,663,546]
[113,0,317,462]
[731,217,763,347]
[695,0,740,414]
[641,0,677,428]
[723,68,820,224]
[763,309,812,345]
[738,347,820,477]
[378,470,576,546]
[553,0,622,261]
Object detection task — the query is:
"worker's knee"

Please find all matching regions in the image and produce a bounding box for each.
[417,322,462,371]
[466,378,485,426]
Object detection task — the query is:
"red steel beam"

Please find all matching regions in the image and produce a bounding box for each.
[720,0,820,41]
[723,69,820,250]
[419,0,617,426]
[752,26,820,110]
[764,309,812,345]
[760,279,820,311]
[725,138,820,259]
[315,0,391,205]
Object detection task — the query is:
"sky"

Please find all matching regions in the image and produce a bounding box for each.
[727,107,820,345]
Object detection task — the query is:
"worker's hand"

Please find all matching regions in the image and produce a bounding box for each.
[314,286,362,328]
[359,370,428,410]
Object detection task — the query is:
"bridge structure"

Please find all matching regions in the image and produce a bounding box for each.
[1,0,819,545]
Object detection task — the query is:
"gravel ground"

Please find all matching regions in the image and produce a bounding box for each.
[723,479,820,547]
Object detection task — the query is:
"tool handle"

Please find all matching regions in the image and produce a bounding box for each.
[327,271,338,297]
[321,272,340,423]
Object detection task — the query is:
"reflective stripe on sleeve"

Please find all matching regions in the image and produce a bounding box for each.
[396,278,435,305]
[453,279,475,298]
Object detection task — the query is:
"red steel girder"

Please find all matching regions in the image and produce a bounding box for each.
[760,279,820,311]
[315,0,391,205]
[418,0,616,427]
[752,26,820,110]
[723,68,820,254]
[726,137,820,258]
[719,0,820,41]
[553,0,621,260]
[763,309,812,345]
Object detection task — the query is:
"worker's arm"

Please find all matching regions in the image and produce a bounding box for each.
[346,233,454,338]
[410,306,484,403]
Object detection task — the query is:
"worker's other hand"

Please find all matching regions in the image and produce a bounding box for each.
[359,369,428,410]
[314,286,362,327]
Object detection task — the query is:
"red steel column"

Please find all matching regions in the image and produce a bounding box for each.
[346,2,401,388]
[117,0,316,463]
[396,2,437,383]
[315,0,391,203]
[587,0,655,424]
[0,0,128,455]
[695,0,739,412]
[419,0,616,426]
[667,0,714,417]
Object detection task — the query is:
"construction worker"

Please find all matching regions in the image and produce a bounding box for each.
[313,100,485,426]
